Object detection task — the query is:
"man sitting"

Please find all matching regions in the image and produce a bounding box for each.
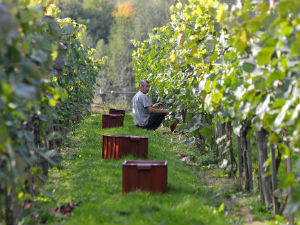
[132,80,169,130]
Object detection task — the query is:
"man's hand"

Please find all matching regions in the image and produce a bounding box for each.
[152,102,164,108]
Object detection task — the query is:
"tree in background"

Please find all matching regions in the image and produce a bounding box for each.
[101,1,136,106]
[132,0,175,42]
[99,0,175,107]
[56,0,177,108]
[55,0,114,46]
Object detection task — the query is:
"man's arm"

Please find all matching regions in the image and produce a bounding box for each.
[147,106,169,114]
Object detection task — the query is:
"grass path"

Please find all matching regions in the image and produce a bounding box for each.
[42,113,232,225]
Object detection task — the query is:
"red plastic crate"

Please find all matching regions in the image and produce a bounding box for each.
[122,161,168,194]
[102,135,148,159]
[102,114,124,128]
[109,108,125,115]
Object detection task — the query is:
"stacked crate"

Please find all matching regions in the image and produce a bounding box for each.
[101,108,126,128]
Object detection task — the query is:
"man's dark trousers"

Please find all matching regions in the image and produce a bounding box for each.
[137,113,166,130]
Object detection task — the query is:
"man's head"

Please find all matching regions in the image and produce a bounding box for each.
[139,80,150,94]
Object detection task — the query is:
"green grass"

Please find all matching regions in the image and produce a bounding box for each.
[35,113,231,225]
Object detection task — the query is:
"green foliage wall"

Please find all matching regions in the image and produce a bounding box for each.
[0,1,104,224]
[132,0,300,218]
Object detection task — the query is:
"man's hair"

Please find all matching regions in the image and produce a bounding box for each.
[139,79,150,87]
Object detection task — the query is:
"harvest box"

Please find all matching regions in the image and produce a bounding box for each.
[102,135,148,160]
[109,108,126,115]
[101,114,124,128]
[122,160,168,194]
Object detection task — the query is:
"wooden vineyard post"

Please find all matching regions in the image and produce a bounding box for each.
[256,128,272,206]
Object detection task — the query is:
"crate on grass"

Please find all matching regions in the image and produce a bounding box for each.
[122,161,168,194]
[102,135,148,160]
[109,108,126,115]
[102,114,124,128]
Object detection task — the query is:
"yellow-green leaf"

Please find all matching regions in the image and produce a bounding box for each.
[49,98,56,107]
